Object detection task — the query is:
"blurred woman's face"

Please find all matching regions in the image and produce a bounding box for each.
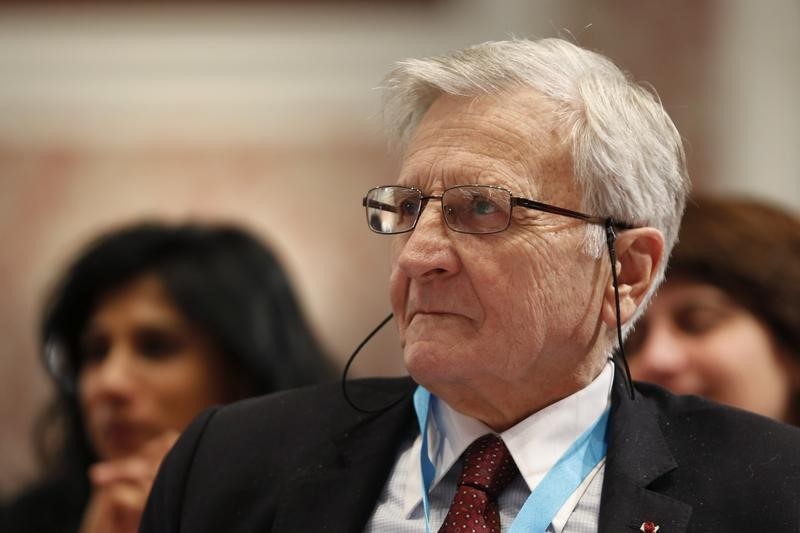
[627,280,798,423]
[78,274,237,460]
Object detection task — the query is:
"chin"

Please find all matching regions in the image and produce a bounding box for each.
[404,341,464,388]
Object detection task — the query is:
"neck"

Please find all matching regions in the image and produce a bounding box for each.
[425,357,609,431]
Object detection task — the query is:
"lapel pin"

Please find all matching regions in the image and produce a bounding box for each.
[640,522,660,533]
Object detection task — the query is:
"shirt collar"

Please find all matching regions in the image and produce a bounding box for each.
[402,361,614,517]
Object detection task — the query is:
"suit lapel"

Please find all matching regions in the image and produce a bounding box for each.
[272,378,417,532]
[267,374,695,532]
[599,374,692,533]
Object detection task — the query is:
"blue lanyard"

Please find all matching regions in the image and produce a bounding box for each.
[413,386,609,533]
[413,387,437,533]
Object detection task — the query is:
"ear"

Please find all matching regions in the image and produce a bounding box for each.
[600,227,665,328]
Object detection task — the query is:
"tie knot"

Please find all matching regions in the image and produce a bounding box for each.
[458,434,518,497]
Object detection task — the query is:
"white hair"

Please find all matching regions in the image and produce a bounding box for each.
[380,38,690,333]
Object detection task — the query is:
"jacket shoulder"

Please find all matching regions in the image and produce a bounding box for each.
[635,380,800,454]
[634,381,800,527]
[210,376,414,439]
[142,377,416,533]
[2,474,88,533]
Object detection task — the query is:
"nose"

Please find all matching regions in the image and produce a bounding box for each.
[394,199,461,281]
[80,346,138,405]
[631,322,689,382]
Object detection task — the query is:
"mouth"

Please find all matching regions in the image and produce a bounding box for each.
[407,310,468,328]
[409,310,452,320]
[95,420,152,458]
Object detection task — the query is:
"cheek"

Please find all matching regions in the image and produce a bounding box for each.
[693,323,781,387]
[500,244,582,326]
[148,358,228,429]
[468,252,552,361]
[694,324,794,419]
[76,371,98,415]
[498,272,544,327]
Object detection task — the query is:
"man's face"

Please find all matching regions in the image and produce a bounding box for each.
[389,90,610,426]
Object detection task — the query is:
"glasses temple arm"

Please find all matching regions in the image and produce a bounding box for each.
[513,197,634,229]
[363,197,400,213]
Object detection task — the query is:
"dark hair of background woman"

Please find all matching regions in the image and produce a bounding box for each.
[31,221,334,505]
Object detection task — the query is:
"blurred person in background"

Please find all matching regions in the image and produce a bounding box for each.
[628,196,800,425]
[2,221,333,533]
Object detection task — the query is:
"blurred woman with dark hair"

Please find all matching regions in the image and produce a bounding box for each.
[628,196,800,425]
[4,221,333,533]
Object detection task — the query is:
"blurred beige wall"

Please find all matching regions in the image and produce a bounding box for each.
[1,0,797,498]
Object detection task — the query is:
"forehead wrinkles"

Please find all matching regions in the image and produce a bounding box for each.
[398,93,571,199]
[399,145,529,193]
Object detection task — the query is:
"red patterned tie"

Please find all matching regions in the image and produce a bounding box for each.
[439,434,519,533]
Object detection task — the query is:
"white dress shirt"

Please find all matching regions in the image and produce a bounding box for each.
[365,361,614,533]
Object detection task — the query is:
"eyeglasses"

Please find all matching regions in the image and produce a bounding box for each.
[362,184,630,235]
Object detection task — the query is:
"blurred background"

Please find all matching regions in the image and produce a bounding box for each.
[1,0,798,498]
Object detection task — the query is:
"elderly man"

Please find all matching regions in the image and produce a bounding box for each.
[141,39,800,533]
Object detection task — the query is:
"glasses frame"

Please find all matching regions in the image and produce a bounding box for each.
[362,184,634,235]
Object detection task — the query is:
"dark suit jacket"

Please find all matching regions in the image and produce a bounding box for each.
[140,375,800,532]
[2,471,89,533]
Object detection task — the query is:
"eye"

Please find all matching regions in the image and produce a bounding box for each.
[135,328,183,360]
[473,197,499,215]
[400,199,419,216]
[675,307,726,336]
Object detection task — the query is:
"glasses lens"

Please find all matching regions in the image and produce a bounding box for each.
[441,186,511,233]
[365,186,422,234]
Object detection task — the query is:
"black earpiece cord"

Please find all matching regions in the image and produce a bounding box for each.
[341,313,415,413]
[605,219,635,400]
